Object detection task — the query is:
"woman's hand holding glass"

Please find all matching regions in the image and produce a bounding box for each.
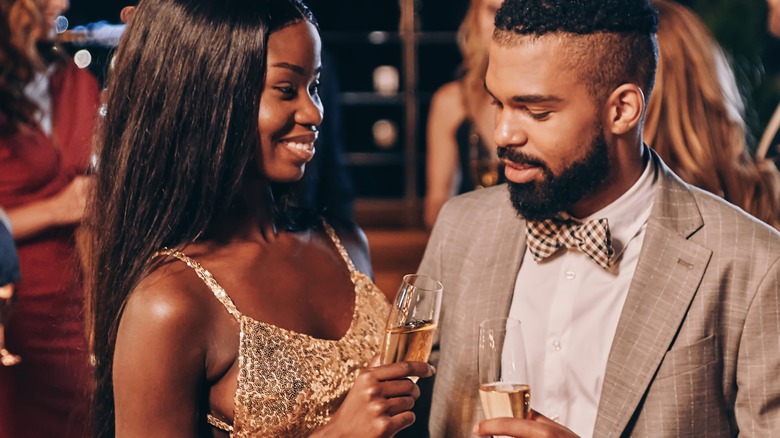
[311,274,442,437]
[379,274,443,382]
[313,358,435,438]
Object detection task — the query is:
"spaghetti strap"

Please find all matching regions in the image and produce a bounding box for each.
[206,414,234,433]
[153,248,242,322]
[321,221,358,277]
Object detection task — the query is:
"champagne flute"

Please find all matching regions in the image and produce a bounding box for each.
[478,317,530,420]
[379,274,443,381]
[0,284,21,366]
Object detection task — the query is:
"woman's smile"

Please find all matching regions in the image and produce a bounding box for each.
[279,132,317,163]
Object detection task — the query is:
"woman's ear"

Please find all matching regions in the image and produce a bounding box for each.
[120,6,136,24]
[605,84,645,135]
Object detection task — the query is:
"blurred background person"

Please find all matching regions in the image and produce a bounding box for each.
[759,0,780,167]
[0,0,99,436]
[423,0,503,229]
[769,0,780,37]
[645,0,780,229]
[0,213,21,367]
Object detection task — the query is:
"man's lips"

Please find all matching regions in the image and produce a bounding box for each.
[497,146,547,183]
[503,160,538,171]
[503,159,542,184]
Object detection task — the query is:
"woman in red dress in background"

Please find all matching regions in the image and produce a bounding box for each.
[0,0,99,436]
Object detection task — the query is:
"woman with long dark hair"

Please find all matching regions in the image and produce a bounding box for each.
[0,0,99,436]
[87,0,431,436]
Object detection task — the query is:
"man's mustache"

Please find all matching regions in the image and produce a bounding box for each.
[497,146,547,169]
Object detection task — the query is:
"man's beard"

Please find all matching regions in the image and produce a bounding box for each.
[502,127,610,221]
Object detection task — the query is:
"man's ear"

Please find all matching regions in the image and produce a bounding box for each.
[120,6,136,24]
[605,84,645,135]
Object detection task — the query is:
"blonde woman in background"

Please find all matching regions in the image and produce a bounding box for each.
[645,0,780,229]
[424,0,503,228]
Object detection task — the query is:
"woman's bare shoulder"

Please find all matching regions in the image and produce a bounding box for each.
[119,255,217,349]
[112,254,219,435]
[431,81,465,110]
[429,80,467,131]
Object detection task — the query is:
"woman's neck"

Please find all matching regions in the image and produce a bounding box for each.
[209,178,278,244]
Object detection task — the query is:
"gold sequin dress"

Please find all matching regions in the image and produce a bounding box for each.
[155,223,390,437]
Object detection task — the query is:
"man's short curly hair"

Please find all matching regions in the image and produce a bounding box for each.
[495,0,658,35]
[493,0,659,103]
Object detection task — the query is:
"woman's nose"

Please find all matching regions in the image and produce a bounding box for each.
[295,95,324,127]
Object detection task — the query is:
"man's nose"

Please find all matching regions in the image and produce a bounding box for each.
[494,111,527,148]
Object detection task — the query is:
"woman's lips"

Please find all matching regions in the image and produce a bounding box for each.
[280,137,317,163]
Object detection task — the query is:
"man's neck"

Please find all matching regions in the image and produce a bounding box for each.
[569,140,647,219]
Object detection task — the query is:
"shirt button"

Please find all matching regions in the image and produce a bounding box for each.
[552,340,562,351]
[551,415,561,423]
[565,271,576,280]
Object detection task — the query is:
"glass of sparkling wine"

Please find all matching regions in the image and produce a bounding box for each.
[379,274,443,381]
[478,317,530,420]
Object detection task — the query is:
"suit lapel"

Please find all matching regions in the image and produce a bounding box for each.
[593,155,712,436]
[472,192,527,322]
[443,188,527,432]
[481,190,526,318]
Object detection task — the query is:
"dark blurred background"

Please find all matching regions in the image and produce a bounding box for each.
[64,0,780,204]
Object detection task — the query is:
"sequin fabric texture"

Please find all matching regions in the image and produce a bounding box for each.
[155,223,390,437]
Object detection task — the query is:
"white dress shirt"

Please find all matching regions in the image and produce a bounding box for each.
[508,154,658,437]
[24,69,53,136]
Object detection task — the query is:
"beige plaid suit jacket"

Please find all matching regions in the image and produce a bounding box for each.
[418,152,780,437]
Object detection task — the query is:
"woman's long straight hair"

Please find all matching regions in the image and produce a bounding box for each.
[645,0,780,229]
[86,0,316,436]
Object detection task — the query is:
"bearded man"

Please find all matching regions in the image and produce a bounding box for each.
[419,0,780,436]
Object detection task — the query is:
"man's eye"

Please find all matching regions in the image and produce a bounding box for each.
[527,110,551,120]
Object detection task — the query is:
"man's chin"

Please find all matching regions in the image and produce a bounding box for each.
[507,182,566,221]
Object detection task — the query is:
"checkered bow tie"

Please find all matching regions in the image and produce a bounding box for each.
[525,217,615,269]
